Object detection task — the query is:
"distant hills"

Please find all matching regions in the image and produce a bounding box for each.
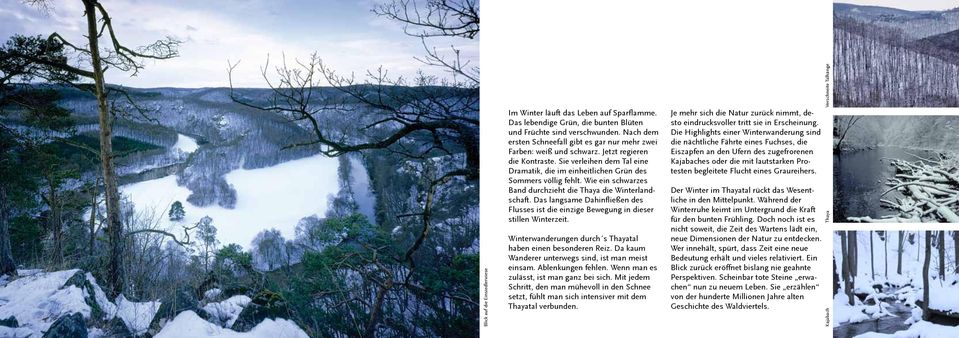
[833,3,959,107]
[835,3,959,39]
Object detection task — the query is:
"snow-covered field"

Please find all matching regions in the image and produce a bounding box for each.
[121,153,339,247]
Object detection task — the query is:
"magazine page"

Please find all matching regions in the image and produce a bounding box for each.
[481,1,941,338]
[0,0,478,337]
[0,0,955,337]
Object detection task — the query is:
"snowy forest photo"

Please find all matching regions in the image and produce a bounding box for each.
[833,115,959,223]
[834,2,959,107]
[0,0,479,337]
[833,230,959,338]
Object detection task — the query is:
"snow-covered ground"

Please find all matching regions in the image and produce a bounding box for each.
[0,270,160,337]
[0,269,310,337]
[0,269,91,335]
[155,311,308,338]
[173,134,199,154]
[121,153,339,247]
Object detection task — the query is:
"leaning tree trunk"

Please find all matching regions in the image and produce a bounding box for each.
[84,0,125,296]
[840,231,855,306]
[923,231,932,318]
[0,187,17,276]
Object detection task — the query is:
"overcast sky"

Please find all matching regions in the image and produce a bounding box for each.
[836,0,958,11]
[0,0,479,88]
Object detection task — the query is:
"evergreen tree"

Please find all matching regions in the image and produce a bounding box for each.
[169,201,186,221]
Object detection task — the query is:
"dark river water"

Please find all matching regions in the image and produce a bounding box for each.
[833,300,913,338]
[833,147,941,222]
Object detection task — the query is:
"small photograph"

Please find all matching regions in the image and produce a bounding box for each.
[833,230,959,338]
[834,1,959,107]
[834,115,959,223]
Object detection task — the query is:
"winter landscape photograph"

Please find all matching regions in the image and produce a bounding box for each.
[833,115,959,223]
[0,0,479,337]
[834,1,959,107]
[834,230,959,338]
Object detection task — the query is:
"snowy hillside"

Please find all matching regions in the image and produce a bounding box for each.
[0,269,308,337]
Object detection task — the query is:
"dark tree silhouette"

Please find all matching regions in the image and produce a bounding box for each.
[16,0,181,296]
[923,231,932,318]
[169,201,186,221]
[840,231,855,306]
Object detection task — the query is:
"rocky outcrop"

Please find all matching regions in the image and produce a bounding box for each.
[42,313,87,338]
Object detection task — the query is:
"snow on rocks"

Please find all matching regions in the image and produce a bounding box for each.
[0,269,91,335]
[855,320,959,338]
[113,295,162,335]
[0,326,34,337]
[154,311,309,338]
[204,288,224,301]
[834,293,894,325]
[0,269,161,337]
[202,295,252,328]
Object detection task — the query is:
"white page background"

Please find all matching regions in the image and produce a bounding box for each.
[481,1,847,336]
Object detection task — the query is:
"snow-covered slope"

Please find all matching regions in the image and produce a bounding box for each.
[0,269,309,337]
[0,269,91,335]
[154,311,308,338]
[121,153,339,247]
[0,270,160,337]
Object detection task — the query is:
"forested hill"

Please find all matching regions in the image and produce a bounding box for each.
[838,116,959,151]
[834,3,959,39]
[833,3,959,106]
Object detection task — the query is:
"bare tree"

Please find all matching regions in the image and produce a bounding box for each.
[373,0,479,39]
[16,0,180,296]
[850,230,858,277]
[870,231,875,278]
[954,231,959,273]
[898,230,905,275]
[884,231,888,278]
[940,231,947,280]
[834,116,863,152]
[840,231,855,306]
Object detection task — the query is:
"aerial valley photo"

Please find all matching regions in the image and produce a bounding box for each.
[0,0,479,337]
